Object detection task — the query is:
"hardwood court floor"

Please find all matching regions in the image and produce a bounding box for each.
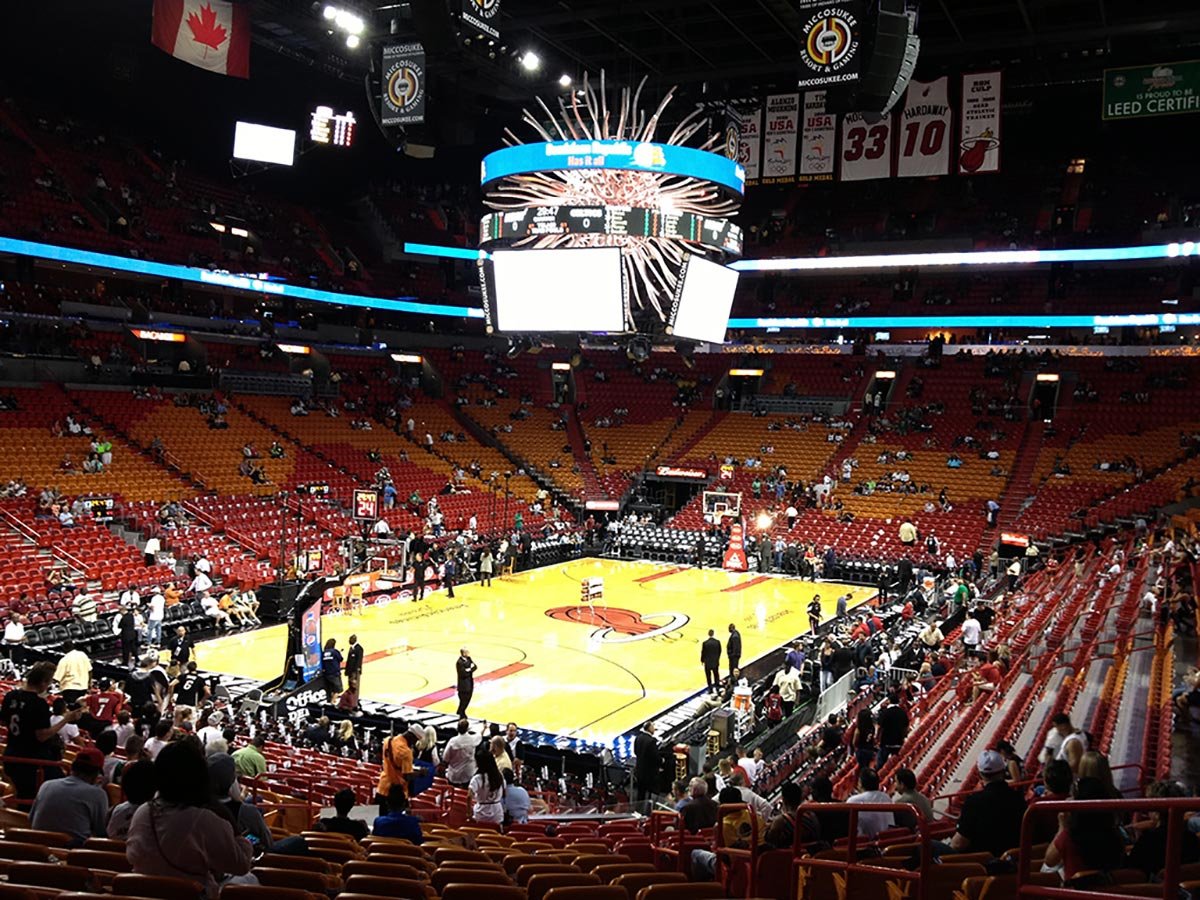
[195,559,874,741]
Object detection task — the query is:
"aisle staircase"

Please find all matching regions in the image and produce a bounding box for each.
[564,405,607,500]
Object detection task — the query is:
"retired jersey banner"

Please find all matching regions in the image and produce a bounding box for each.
[762,94,800,184]
[958,71,1002,174]
[797,0,863,88]
[381,43,426,126]
[738,107,762,185]
[1103,61,1200,120]
[896,77,952,177]
[798,91,837,182]
[840,111,893,181]
[151,0,250,78]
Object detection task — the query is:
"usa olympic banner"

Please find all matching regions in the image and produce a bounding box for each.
[761,93,800,184]
[896,77,952,177]
[797,0,863,88]
[381,43,425,126]
[738,107,762,185]
[798,91,837,182]
[840,111,893,181]
[958,71,1002,174]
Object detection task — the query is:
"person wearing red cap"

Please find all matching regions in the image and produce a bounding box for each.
[29,746,108,846]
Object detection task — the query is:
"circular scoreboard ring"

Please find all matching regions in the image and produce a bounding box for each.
[479,205,744,259]
[480,139,746,200]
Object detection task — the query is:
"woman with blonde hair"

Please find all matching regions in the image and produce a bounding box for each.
[416,726,440,767]
[490,735,513,774]
[1077,750,1121,799]
[335,720,359,755]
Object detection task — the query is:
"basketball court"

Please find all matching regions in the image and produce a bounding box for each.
[194,559,874,742]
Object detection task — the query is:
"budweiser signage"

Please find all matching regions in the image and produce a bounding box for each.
[1000,532,1030,548]
[655,465,708,480]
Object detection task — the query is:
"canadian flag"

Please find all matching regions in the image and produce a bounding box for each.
[152,0,250,78]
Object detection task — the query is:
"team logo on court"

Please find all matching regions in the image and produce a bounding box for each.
[546,606,689,644]
[800,6,859,77]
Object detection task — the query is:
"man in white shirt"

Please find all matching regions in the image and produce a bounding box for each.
[119,588,141,609]
[197,710,225,747]
[960,610,982,657]
[728,773,773,819]
[443,719,478,787]
[737,747,765,785]
[372,518,392,536]
[194,555,212,576]
[200,593,232,630]
[143,536,160,567]
[189,571,213,595]
[847,768,895,837]
[146,587,166,647]
[468,514,477,532]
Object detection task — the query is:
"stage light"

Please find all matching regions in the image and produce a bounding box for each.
[335,10,364,33]
[345,33,360,49]
[520,50,541,72]
[756,512,773,531]
[323,4,337,19]
[558,74,572,87]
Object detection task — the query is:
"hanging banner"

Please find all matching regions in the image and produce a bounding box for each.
[896,77,952,177]
[839,111,893,181]
[1102,61,1200,120]
[738,107,762,186]
[797,0,864,88]
[761,93,800,184]
[461,0,500,40]
[380,43,426,126]
[958,71,1002,175]
[721,105,741,161]
[798,91,837,182]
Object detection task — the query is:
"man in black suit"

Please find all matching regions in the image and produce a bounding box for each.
[701,629,722,692]
[344,634,364,704]
[455,647,478,717]
[409,533,429,601]
[633,721,659,805]
[726,623,742,675]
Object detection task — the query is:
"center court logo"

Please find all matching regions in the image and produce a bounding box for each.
[546,606,689,644]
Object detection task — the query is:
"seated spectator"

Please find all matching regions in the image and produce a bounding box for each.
[209,752,272,850]
[891,768,934,828]
[200,593,233,630]
[847,768,894,837]
[949,751,1027,857]
[372,784,424,842]
[126,741,254,897]
[29,747,108,846]
[809,776,849,843]
[1043,777,1125,887]
[108,759,157,839]
[1125,780,1200,877]
[681,775,719,833]
[315,787,369,841]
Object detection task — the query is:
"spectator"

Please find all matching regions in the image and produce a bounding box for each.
[126,741,254,897]
[949,751,1027,856]
[315,787,369,841]
[1077,751,1121,800]
[197,710,225,747]
[209,752,272,850]
[108,759,157,839]
[469,751,505,824]
[809,776,849,843]
[892,768,934,828]
[29,746,108,845]
[681,776,719,833]
[144,719,174,760]
[876,692,910,767]
[1044,713,1088,775]
[53,640,92,704]
[372,784,424,841]
[232,734,267,779]
[1126,780,1200,877]
[995,740,1024,782]
[443,719,477,787]
[847,768,894,838]
[1,661,83,800]
[503,768,531,824]
[1042,777,1125,887]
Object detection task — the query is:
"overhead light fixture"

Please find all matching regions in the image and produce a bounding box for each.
[346,33,360,49]
[520,50,541,72]
[558,74,572,87]
[322,4,337,19]
[335,10,364,33]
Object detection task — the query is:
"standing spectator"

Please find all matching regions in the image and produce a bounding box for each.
[1,662,83,801]
[53,641,92,705]
[503,769,531,824]
[876,692,910,767]
[850,708,876,769]
[145,586,165,648]
[126,742,253,897]
[29,747,108,846]
[807,597,823,634]
[727,623,742,674]
[479,546,494,587]
[1044,713,1088,775]
[115,604,140,667]
[961,609,982,657]
[633,720,660,805]
[443,719,477,787]
[701,629,722,692]
[468,751,505,825]
[168,626,194,677]
[321,639,343,703]
[455,647,477,717]
[3,612,27,663]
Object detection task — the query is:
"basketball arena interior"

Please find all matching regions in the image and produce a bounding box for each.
[0,1,1198,899]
